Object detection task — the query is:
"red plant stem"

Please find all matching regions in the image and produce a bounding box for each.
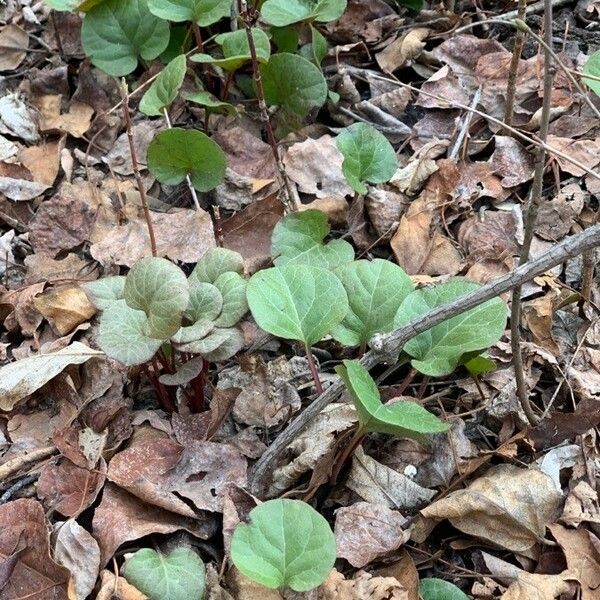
[396,368,417,396]
[142,363,175,413]
[304,344,324,395]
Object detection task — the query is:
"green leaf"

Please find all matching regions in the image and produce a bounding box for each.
[176,327,244,361]
[336,123,398,195]
[139,55,187,117]
[147,128,227,192]
[394,278,508,377]
[261,0,347,26]
[230,499,336,592]
[147,0,230,26]
[123,257,189,339]
[122,547,205,600]
[160,26,192,63]
[583,50,600,97]
[185,282,223,322]
[83,276,125,310]
[331,259,413,347]
[185,90,237,115]
[271,26,299,53]
[45,0,103,11]
[191,29,270,71]
[260,53,328,122]
[309,25,329,65]
[213,272,248,327]
[246,265,348,347]
[192,248,244,284]
[335,359,449,440]
[171,319,214,344]
[97,300,163,366]
[272,210,354,269]
[81,0,170,76]
[464,354,496,375]
[419,578,470,600]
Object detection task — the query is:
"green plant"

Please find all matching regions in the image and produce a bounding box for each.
[139,54,187,117]
[230,499,336,592]
[122,547,206,600]
[84,250,247,412]
[419,578,470,600]
[336,122,399,195]
[261,0,347,27]
[394,279,508,377]
[583,50,600,97]
[147,0,230,26]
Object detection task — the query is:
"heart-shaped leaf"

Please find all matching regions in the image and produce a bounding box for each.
[331,259,413,347]
[583,50,600,97]
[122,547,205,600]
[231,499,336,591]
[185,281,223,322]
[83,276,125,310]
[272,210,354,269]
[123,257,189,339]
[394,278,508,377]
[336,359,449,440]
[140,55,187,117]
[191,28,270,71]
[147,0,230,26]
[147,128,227,192]
[419,578,470,600]
[260,53,328,123]
[261,0,347,26]
[247,265,348,347]
[97,300,163,366]
[176,326,244,361]
[302,25,328,65]
[336,123,398,195]
[213,272,248,327]
[81,0,170,76]
[191,248,244,284]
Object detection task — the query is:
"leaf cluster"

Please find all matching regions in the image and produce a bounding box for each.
[84,249,248,366]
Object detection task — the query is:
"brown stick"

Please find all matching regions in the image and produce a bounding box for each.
[249,223,600,495]
[119,80,157,257]
[0,446,57,481]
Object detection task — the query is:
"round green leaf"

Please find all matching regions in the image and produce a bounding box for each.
[171,319,215,344]
[336,123,398,195]
[147,128,227,192]
[230,499,336,592]
[260,53,328,121]
[185,281,223,322]
[419,578,470,600]
[331,259,414,347]
[83,276,125,310]
[176,326,244,361]
[123,257,189,339]
[272,209,354,269]
[122,547,205,600]
[81,0,170,76]
[261,0,347,26]
[213,272,248,327]
[335,359,449,440]
[140,55,187,117]
[97,300,163,366]
[583,50,600,97]
[147,0,230,25]
[191,248,244,284]
[246,265,348,347]
[394,278,508,377]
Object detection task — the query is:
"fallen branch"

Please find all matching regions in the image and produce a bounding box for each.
[249,223,600,495]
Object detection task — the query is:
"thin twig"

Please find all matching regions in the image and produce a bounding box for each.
[249,223,600,495]
[120,80,157,257]
[237,0,297,211]
[511,2,554,427]
[162,108,201,210]
[504,0,526,127]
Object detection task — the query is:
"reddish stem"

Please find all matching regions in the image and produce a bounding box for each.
[305,344,323,395]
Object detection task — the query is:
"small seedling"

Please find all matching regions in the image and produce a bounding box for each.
[230,499,336,592]
[419,578,470,600]
[394,278,508,377]
[261,0,347,27]
[336,122,399,195]
[122,546,206,600]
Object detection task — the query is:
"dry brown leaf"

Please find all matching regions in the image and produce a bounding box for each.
[390,156,438,196]
[546,135,600,176]
[390,197,463,276]
[335,502,409,567]
[536,183,585,241]
[489,136,534,187]
[421,465,561,556]
[0,160,49,199]
[24,252,93,285]
[347,447,435,510]
[500,571,575,600]
[19,141,61,187]
[54,519,101,600]
[0,499,69,599]
[33,284,96,335]
[319,568,410,600]
[0,24,29,70]
[105,121,162,175]
[549,523,600,600]
[225,567,282,600]
[299,197,348,227]
[365,188,408,241]
[1,281,45,335]
[35,95,94,138]
[376,27,429,73]
[560,481,600,527]
[375,550,419,600]
[0,92,39,142]
[522,291,562,355]
[92,483,216,567]
[96,569,148,600]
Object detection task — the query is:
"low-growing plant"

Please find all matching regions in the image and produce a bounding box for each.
[230,499,336,592]
[419,577,470,600]
[84,249,247,412]
[122,546,206,600]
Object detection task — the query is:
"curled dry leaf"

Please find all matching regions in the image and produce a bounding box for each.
[376,27,429,73]
[319,568,411,600]
[34,94,94,138]
[33,284,97,335]
[0,24,29,70]
[96,569,148,600]
[334,502,409,568]
[421,465,561,556]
